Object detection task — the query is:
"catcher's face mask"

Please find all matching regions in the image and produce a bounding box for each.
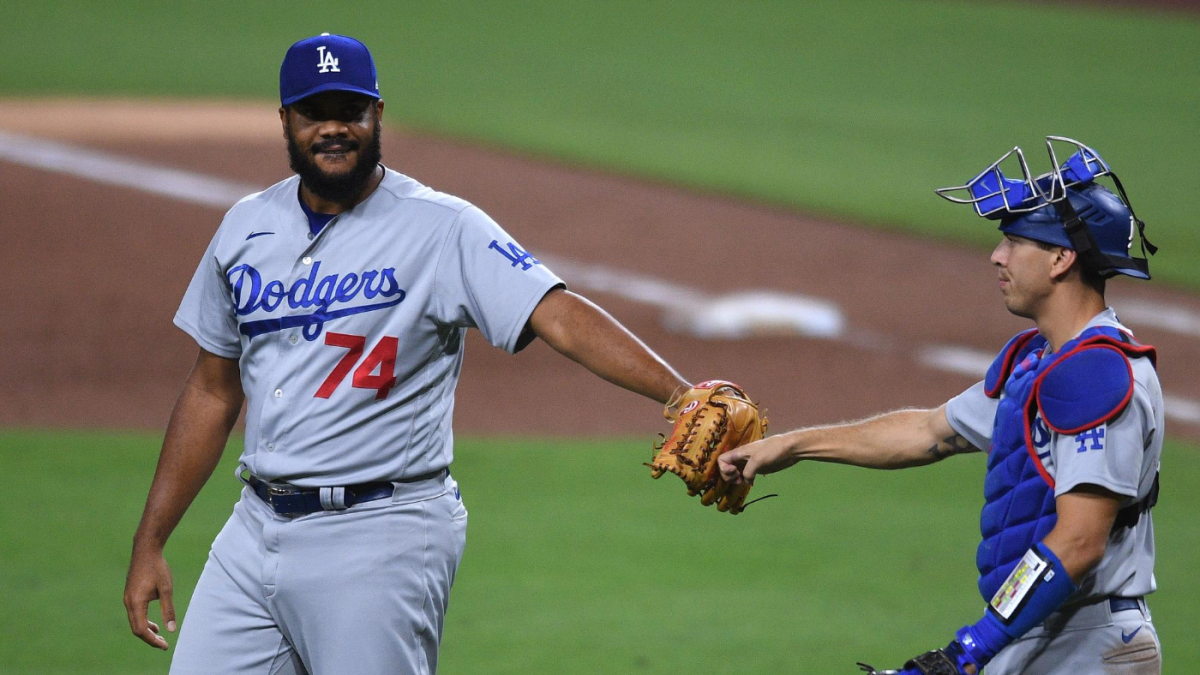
[935,136,1156,280]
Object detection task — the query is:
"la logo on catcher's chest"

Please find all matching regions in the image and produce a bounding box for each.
[317,46,340,73]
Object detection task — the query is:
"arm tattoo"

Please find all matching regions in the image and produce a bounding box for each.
[927,433,979,460]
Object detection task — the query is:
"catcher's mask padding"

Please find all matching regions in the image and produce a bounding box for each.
[937,137,1156,280]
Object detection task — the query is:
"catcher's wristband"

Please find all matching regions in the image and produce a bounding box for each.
[860,544,1078,675]
[959,542,1078,666]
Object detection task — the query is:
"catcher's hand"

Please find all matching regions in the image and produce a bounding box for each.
[647,380,767,514]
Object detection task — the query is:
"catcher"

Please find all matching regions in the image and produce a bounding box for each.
[718,137,1163,674]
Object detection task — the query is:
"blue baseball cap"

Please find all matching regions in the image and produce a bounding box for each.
[280,33,380,107]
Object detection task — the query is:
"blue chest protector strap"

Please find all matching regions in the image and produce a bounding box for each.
[1113,472,1159,531]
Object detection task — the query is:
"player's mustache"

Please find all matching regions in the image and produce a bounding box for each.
[311,139,359,154]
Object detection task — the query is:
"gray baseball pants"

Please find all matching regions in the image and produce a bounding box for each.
[169,473,468,675]
[986,597,1160,675]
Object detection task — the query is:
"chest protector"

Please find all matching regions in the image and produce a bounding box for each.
[975,325,1156,602]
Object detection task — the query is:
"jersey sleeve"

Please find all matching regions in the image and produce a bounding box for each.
[944,381,997,453]
[1049,381,1153,500]
[173,230,242,358]
[433,206,564,353]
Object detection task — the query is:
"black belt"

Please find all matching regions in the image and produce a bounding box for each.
[248,476,395,516]
[246,470,447,516]
[1109,597,1144,614]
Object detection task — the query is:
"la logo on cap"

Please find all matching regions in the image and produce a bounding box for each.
[316,33,340,73]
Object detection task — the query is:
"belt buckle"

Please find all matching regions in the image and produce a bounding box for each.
[263,482,305,515]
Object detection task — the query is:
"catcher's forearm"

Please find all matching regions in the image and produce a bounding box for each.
[132,358,243,551]
[783,408,971,469]
[531,290,688,404]
[945,491,1119,669]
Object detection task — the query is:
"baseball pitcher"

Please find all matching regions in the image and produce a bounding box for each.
[122,33,761,674]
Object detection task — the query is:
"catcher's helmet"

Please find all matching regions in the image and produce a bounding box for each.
[936,136,1156,280]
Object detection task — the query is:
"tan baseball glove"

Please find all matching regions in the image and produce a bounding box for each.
[647,380,768,514]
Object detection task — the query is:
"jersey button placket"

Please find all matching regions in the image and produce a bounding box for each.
[267,244,310,468]
[255,225,312,472]
[264,387,283,456]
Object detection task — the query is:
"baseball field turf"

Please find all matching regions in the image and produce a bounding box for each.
[4,1,1199,673]
[1,429,1197,674]
[6,0,1200,287]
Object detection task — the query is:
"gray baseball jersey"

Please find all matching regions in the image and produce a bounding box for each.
[170,167,562,675]
[945,308,1163,602]
[175,167,564,486]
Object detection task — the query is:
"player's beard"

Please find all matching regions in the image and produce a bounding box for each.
[287,119,383,205]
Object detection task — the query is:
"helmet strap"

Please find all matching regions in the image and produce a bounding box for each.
[1052,198,1151,279]
[1108,172,1158,257]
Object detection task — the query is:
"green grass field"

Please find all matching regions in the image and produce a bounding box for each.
[1,429,1196,674]
[3,2,1197,672]
[5,0,1200,287]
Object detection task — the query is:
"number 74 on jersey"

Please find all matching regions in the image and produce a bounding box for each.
[315,332,397,400]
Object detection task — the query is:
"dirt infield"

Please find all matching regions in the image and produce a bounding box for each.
[3,99,1199,441]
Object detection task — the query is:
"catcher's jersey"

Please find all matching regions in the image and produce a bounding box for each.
[176,167,563,486]
[945,308,1163,601]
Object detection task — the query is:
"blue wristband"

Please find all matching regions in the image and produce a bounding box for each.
[956,542,1079,668]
